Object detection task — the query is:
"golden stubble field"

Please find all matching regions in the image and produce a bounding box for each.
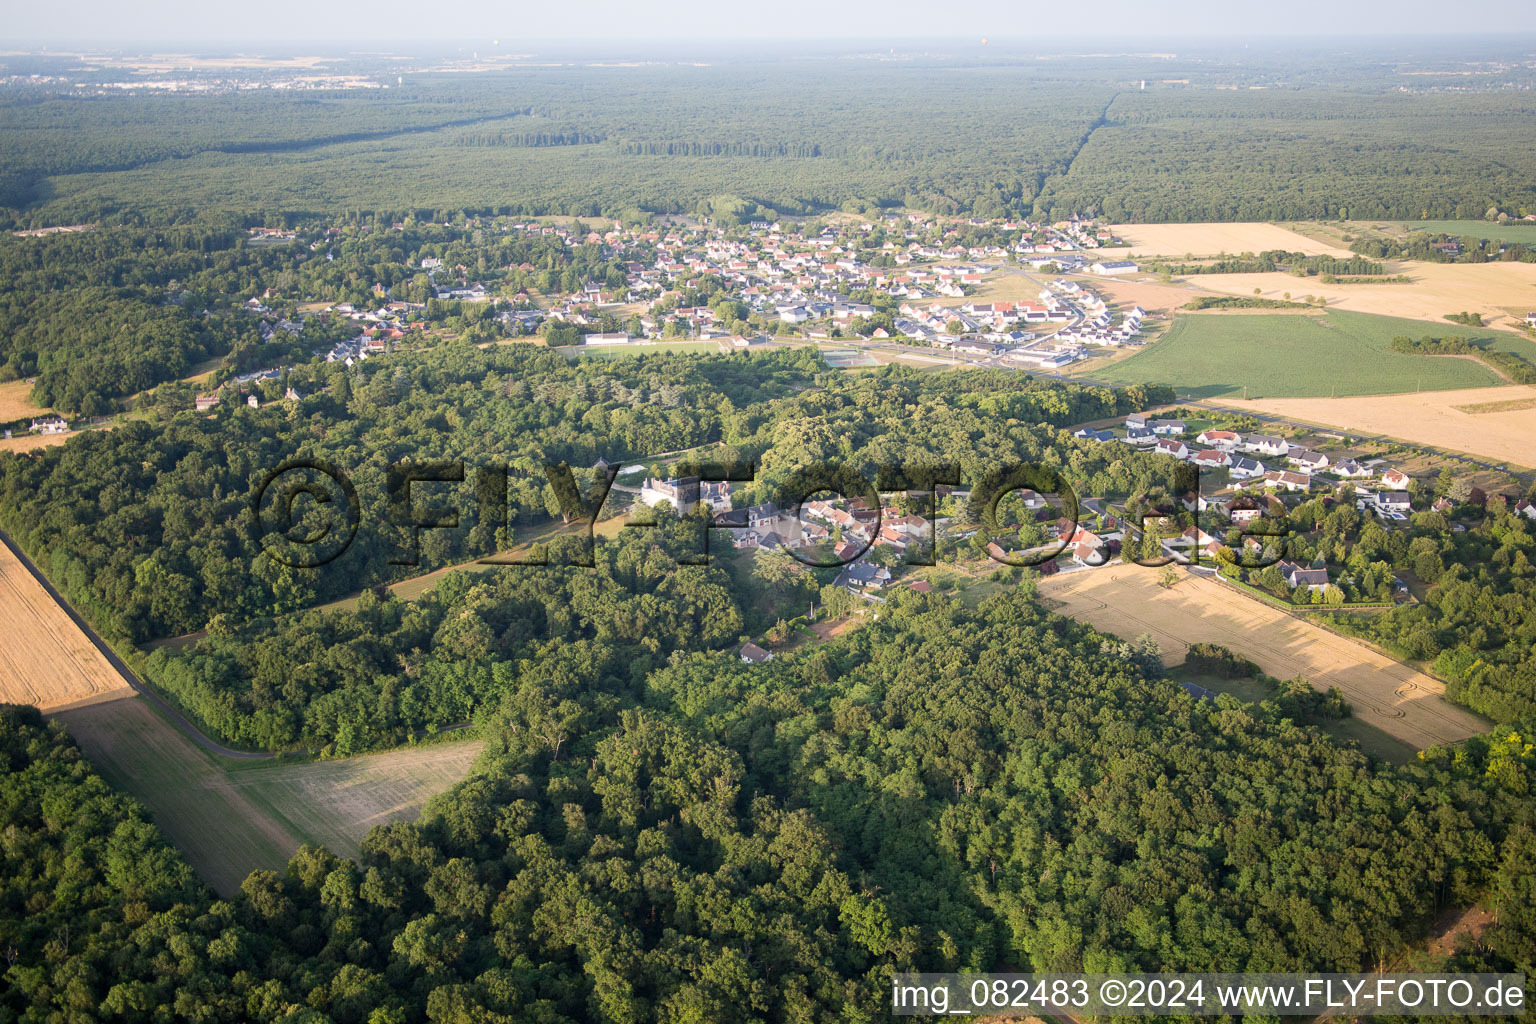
[1189,261,1536,330]
[1108,223,1354,258]
[0,539,134,711]
[1229,384,1536,469]
[1037,564,1487,750]
[0,379,50,421]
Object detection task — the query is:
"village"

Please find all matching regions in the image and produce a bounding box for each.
[618,400,1536,673]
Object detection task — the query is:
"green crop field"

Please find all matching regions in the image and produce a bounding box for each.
[1084,310,1508,399]
[54,696,483,895]
[1395,220,1536,243]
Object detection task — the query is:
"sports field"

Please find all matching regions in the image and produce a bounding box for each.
[1109,222,1353,258]
[822,348,881,368]
[56,696,484,895]
[1084,310,1507,398]
[0,537,134,711]
[1036,564,1487,750]
[1230,384,1536,470]
[555,341,723,359]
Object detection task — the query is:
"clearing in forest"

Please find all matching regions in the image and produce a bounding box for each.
[56,696,484,896]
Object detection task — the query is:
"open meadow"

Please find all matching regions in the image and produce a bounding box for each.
[1186,260,1536,330]
[56,695,484,895]
[1393,220,1536,244]
[0,535,134,711]
[1084,309,1507,398]
[1229,384,1536,470]
[1036,564,1488,751]
[1108,222,1353,258]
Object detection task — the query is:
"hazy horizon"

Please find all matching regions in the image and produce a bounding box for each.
[7,0,1536,49]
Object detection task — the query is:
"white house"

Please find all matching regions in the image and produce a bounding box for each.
[1288,449,1329,471]
[1230,457,1266,480]
[1155,438,1190,460]
[1375,491,1412,513]
[1331,459,1373,479]
[1197,429,1242,450]
[739,642,773,664]
[1381,468,1411,490]
[29,416,69,435]
[1191,449,1230,469]
[1246,434,1290,457]
[639,477,733,512]
[1089,260,1139,276]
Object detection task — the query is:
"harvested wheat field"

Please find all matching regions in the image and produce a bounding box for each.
[1230,384,1536,469]
[0,379,50,421]
[0,537,134,711]
[0,432,71,455]
[1037,564,1486,750]
[1191,261,1536,330]
[1089,277,1212,314]
[1109,222,1352,259]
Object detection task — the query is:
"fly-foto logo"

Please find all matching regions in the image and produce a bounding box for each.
[250,456,1289,572]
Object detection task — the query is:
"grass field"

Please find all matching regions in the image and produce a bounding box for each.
[55,695,484,895]
[1037,563,1487,750]
[0,538,134,711]
[1085,309,1508,398]
[555,341,724,359]
[1230,383,1536,470]
[1396,220,1536,244]
[1109,222,1353,258]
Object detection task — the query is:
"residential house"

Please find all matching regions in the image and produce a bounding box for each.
[1331,459,1372,479]
[194,393,221,412]
[1375,491,1412,513]
[835,562,892,591]
[1288,449,1330,472]
[739,643,773,664]
[1229,457,1266,481]
[1191,449,1230,469]
[1245,434,1290,457]
[1151,419,1186,436]
[1381,468,1411,490]
[29,416,69,435]
[1197,429,1242,450]
[1154,438,1190,460]
[1278,561,1330,593]
[1262,470,1312,492]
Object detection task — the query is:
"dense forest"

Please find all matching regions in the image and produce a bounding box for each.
[4,60,1536,225]
[0,346,1172,649]
[6,571,1536,1021]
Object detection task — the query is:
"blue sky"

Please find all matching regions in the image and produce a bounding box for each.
[9,0,1536,46]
